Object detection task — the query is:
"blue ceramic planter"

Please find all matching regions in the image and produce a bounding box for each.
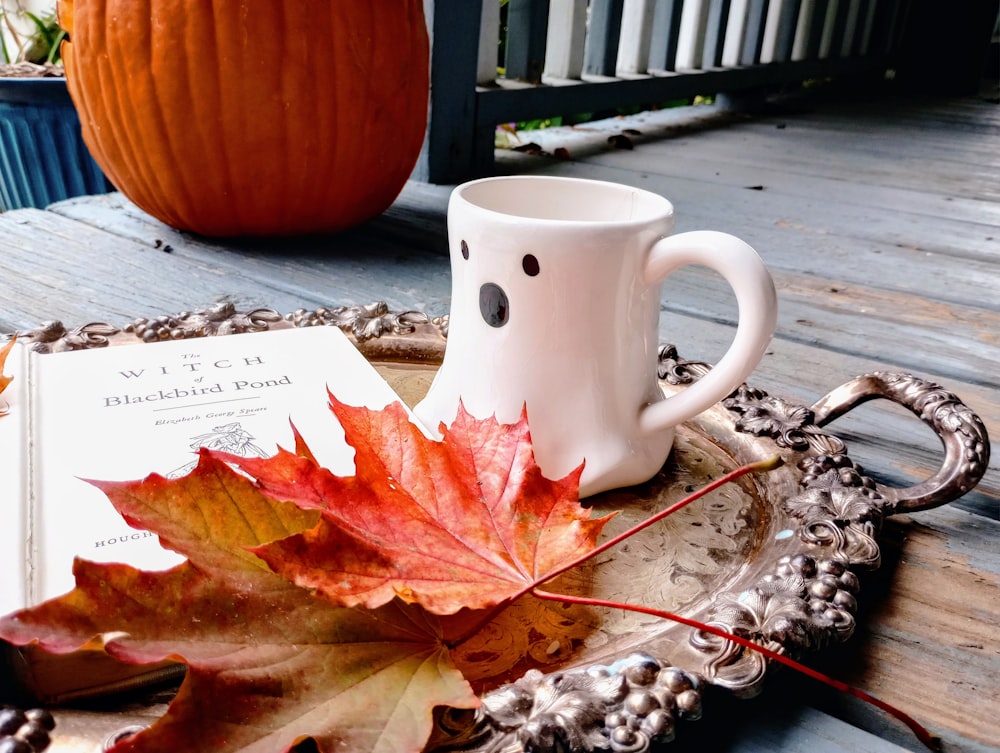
[0,76,112,211]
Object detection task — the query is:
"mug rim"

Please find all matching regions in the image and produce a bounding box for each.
[452,175,674,226]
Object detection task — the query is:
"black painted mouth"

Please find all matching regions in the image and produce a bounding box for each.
[479,283,509,328]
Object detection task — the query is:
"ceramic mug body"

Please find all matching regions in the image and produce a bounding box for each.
[414,176,777,497]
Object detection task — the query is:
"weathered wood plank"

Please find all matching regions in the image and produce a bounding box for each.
[740,0,770,64]
[676,0,711,70]
[583,0,625,77]
[414,0,487,183]
[682,118,1000,180]
[794,0,829,60]
[652,699,915,751]
[477,0,502,84]
[543,0,587,80]
[701,0,733,68]
[617,0,659,74]
[658,264,1000,389]
[504,0,551,83]
[808,506,1000,752]
[496,154,1000,312]
[648,0,685,72]
[47,182,452,256]
[491,96,1000,300]
[0,200,453,332]
[547,104,1000,212]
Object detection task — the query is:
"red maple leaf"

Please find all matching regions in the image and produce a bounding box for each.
[230,397,613,614]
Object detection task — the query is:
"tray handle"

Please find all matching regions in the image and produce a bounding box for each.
[809,372,990,514]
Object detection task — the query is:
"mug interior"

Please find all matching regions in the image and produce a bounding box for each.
[457,176,672,224]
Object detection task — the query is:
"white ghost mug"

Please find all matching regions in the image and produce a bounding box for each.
[414,175,777,497]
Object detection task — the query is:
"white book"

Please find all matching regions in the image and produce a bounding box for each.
[0,340,30,616]
[1,325,406,616]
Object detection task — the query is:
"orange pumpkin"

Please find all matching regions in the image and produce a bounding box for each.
[57,0,429,237]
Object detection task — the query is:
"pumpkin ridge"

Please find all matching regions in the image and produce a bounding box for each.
[142,2,212,229]
[92,0,176,224]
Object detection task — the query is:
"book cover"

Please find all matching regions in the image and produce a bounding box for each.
[0,325,412,701]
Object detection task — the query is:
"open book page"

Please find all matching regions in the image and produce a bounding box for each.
[14,326,407,608]
[0,342,29,616]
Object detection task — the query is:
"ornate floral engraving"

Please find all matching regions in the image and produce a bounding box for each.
[690,381,881,695]
[285,301,430,341]
[429,655,703,753]
[17,320,121,353]
[692,552,861,697]
[656,344,710,385]
[686,367,993,703]
[13,300,435,350]
[723,385,846,455]
[124,302,286,341]
[784,485,883,568]
[572,451,756,647]
[723,387,815,451]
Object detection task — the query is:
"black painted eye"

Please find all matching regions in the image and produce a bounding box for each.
[461,240,470,260]
[479,283,509,328]
[522,254,540,276]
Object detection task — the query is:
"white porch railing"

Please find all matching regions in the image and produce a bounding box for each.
[416,0,910,183]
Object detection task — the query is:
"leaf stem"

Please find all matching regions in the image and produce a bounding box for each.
[539,455,783,588]
[447,457,781,650]
[531,588,941,752]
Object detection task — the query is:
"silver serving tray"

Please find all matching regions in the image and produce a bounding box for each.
[12,302,990,753]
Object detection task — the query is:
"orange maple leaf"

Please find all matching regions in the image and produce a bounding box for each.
[1,449,478,753]
[229,397,614,614]
[0,335,16,400]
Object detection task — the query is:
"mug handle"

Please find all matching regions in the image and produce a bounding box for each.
[638,230,777,436]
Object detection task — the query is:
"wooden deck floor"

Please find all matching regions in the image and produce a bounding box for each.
[1,83,998,752]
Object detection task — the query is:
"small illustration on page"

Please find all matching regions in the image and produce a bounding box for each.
[168,421,268,478]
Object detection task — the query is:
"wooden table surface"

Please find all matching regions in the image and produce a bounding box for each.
[1,85,998,753]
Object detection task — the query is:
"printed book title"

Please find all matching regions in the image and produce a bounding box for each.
[101,349,292,408]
